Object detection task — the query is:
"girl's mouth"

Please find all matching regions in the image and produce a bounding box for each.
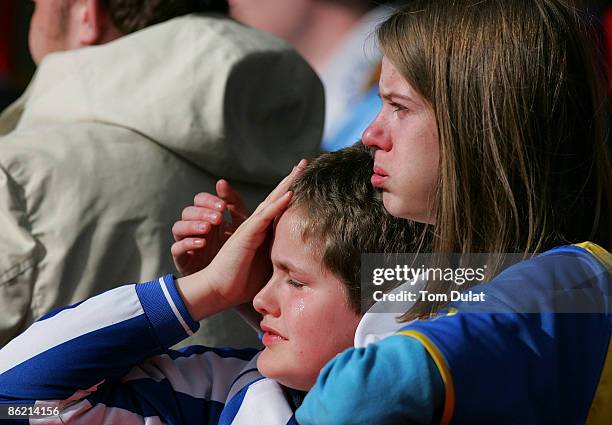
[372,166,389,187]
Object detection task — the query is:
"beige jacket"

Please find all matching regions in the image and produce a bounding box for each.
[0,14,324,347]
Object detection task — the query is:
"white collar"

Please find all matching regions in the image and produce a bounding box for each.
[354,280,422,347]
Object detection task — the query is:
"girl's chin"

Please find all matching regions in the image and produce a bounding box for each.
[382,192,410,219]
[382,192,433,223]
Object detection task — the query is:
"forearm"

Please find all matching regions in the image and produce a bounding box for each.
[175,271,232,321]
[0,275,199,402]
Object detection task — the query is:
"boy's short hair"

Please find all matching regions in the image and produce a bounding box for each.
[289,142,418,312]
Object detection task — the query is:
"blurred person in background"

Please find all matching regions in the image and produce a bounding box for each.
[230,0,395,151]
[0,0,324,348]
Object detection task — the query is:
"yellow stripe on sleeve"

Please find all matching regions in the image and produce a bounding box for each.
[585,337,612,425]
[575,242,612,270]
[575,242,612,425]
[398,330,455,425]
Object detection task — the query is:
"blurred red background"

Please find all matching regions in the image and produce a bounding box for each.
[0,0,15,75]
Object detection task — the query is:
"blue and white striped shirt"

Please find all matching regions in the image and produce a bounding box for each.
[0,275,299,425]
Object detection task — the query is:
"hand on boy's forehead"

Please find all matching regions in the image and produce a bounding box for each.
[271,210,288,230]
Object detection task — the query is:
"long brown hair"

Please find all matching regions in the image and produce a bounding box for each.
[377,0,612,319]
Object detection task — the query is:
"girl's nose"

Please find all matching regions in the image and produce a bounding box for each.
[362,116,392,151]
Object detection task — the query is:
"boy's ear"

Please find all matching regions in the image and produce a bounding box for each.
[74,0,119,47]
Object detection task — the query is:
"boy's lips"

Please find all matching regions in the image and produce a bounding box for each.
[260,323,287,346]
[372,165,389,188]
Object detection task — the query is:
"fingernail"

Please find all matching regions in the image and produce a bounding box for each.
[210,213,220,222]
[197,223,207,232]
[193,239,203,246]
[215,202,224,211]
[297,159,307,168]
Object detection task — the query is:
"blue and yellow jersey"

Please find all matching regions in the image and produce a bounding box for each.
[402,242,611,425]
[298,243,610,425]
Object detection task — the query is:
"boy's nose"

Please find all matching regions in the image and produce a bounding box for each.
[252,281,280,317]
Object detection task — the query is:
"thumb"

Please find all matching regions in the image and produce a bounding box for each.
[216,179,249,224]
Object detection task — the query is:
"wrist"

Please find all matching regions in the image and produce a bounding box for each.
[175,269,232,321]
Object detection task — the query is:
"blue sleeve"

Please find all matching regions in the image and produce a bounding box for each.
[0,275,259,425]
[296,334,445,425]
[402,245,612,425]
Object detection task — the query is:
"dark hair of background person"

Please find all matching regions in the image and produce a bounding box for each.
[101,0,229,34]
[377,0,611,319]
[289,143,421,313]
[1,0,231,101]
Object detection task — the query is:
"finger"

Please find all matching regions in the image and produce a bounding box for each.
[253,175,292,216]
[171,238,206,257]
[263,160,308,205]
[216,180,249,223]
[247,191,294,233]
[193,192,226,212]
[172,221,212,242]
[181,206,223,224]
[260,191,294,221]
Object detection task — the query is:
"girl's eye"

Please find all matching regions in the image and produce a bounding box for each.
[391,102,407,113]
[287,279,305,288]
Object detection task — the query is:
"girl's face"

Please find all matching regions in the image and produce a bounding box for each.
[362,57,440,223]
[253,210,361,391]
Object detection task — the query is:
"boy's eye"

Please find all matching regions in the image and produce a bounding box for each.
[287,279,305,289]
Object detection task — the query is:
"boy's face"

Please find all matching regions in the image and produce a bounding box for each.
[253,209,362,391]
